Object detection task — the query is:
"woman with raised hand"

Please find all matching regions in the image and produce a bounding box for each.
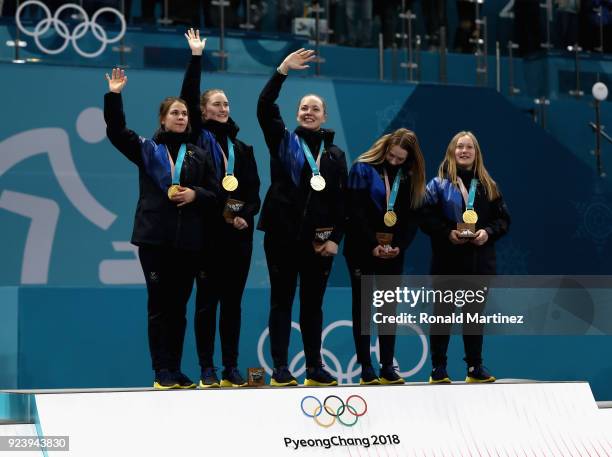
[344,128,426,385]
[422,131,510,384]
[180,29,261,388]
[104,68,220,390]
[257,49,348,387]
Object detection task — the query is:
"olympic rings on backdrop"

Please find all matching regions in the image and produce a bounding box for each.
[15,1,126,58]
[300,395,367,427]
[257,320,429,384]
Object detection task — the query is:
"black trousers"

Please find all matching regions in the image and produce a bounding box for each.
[346,251,404,368]
[138,245,199,372]
[195,238,252,368]
[264,234,334,368]
[429,278,486,368]
[430,333,483,368]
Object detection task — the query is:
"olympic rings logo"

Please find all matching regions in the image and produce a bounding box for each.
[257,320,429,384]
[15,1,126,58]
[301,395,367,428]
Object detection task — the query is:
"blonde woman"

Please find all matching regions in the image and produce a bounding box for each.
[344,128,426,385]
[257,49,348,387]
[423,131,510,384]
[180,29,261,389]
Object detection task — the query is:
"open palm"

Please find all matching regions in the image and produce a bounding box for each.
[184,28,206,55]
[105,68,128,93]
[281,48,316,72]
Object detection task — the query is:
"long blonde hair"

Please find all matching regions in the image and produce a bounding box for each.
[437,131,500,201]
[357,128,426,208]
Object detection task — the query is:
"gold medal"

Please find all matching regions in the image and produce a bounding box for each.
[384,210,397,227]
[462,209,478,224]
[167,184,180,199]
[310,174,326,191]
[222,175,239,192]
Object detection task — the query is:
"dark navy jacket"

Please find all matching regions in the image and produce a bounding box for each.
[104,92,220,252]
[180,55,261,243]
[256,70,347,244]
[344,161,420,259]
[422,172,510,274]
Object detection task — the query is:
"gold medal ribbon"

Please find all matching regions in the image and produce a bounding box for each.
[458,177,479,224]
[219,139,239,191]
[383,167,402,227]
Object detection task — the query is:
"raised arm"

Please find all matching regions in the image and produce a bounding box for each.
[181,28,206,142]
[104,68,143,166]
[256,49,316,155]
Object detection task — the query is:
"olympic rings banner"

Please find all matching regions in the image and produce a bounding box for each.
[15,1,126,58]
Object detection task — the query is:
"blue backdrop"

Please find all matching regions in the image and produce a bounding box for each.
[1,62,611,398]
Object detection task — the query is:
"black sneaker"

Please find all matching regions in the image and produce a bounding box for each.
[270,366,298,387]
[359,365,380,385]
[199,367,220,388]
[429,365,452,384]
[466,365,496,383]
[304,366,338,386]
[379,365,405,385]
[154,370,196,390]
[220,367,247,387]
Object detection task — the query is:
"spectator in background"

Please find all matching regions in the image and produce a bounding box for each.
[0,1,13,16]
[139,0,161,23]
[454,0,476,53]
[139,0,201,27]
[373,0,401,48]
[423,0,447,49]
[5,0,131,23]
[277,0,304,33]
[3,0,61,17]
[514,0,542,55]
[83,0,132,23]
[555,0,580,48]
[580,0,612,51]
[203,0,241,29]
[345,0,373,46]
[83,0,129,14]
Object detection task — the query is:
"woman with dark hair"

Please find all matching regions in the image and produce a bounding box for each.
[422,131,510,384]
[104,68,220,389]
[180,29,261,388]
[257,49,348,387]
[344,128,426,385]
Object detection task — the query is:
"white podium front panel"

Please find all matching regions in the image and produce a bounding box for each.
[29,382,612,456]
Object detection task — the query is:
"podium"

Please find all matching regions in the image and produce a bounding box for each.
[1,381,611,456]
